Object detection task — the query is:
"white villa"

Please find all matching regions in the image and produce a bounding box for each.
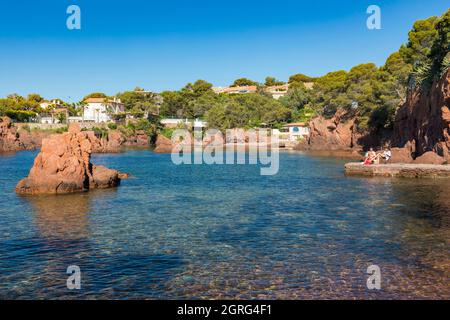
[273,122,310,148]
[83,97,125,123]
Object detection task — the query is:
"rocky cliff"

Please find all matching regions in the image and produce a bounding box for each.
[296,70,450,164]
[296,111,360,151]
[392,70,450,164]
[16,124,121,194]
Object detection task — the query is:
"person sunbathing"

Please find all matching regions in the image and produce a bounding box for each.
[364,148,377,165]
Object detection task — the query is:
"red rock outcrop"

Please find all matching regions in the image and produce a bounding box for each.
[392,70,450,163]
[0,118,51,152]
[295,111,372,153]
[0,117,27,152]
[123,130,149,147]
[83,129,149,153]
[154,134,174,153]
[16,124,121,194]
[414,151,445,165]
[86,130,126,153]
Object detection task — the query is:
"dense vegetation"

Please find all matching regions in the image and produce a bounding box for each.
[1,9,448,133]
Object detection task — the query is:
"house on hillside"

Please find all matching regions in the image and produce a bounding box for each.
[281,123,310,138]
[160,118,207,130]
[83,97,125,123]
[273,122,310,148]
[212,86,258,94]
[39,99,62,110]
[212,82,314,99]
[39,108,69,124]
[265,84,289,99]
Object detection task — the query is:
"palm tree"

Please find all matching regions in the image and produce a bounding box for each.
[77,101,88,123]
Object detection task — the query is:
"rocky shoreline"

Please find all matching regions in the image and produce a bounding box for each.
[0,116,151,154]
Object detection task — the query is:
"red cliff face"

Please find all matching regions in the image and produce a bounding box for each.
[296,70,449,164]
[301,112,358,151]
[392,70,450,164]
[295,111,374,155]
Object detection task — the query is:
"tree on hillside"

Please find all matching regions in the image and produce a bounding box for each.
[83,92,108,100]
[230,78,258,87]
[205,93,290,130]
[279,86,313,122]
[187,92,222,119]
[399,16,439,66]
[288,73,315,84]
[117,90,160,117]
[430,9,450,77]
[159,91,187,118]
[27,94,44,103]
[264,76,285,86]
[182,79,213,97]
[381,52,412,102]
[312,70,348,117]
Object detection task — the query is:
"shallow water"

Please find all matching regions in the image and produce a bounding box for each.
[0,150,448,299]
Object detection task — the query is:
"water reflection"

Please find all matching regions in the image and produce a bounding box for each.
[18,189,185,299]
[27,193,92,240]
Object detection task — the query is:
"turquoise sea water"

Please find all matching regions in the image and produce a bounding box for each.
[0,150,448,299]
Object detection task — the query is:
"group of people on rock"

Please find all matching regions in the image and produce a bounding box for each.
[363,148,392,165]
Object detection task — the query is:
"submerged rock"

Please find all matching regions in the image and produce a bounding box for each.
[16,124,121,195]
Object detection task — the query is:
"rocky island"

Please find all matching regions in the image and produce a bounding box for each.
[16,124,123,194]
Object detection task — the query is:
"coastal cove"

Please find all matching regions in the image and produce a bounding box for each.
[0,149,449,299]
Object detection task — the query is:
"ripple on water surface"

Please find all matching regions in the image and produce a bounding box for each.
[0,150,449,299]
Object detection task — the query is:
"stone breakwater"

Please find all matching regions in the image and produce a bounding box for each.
[345,163,450,178]
[16,124,123,195]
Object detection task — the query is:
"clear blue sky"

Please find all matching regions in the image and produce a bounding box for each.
[0,0,448,102]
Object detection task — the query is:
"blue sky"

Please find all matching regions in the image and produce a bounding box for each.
[0,0,448,101]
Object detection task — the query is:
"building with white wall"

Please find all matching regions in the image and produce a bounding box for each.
[160,118,207,129]
[83,97,125,123]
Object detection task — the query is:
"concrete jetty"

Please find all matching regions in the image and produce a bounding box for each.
[345,163,450,178]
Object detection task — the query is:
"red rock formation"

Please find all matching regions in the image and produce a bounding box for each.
[296,70,450,164]
[0,118,51,152]
[295,111,370,152]
[154,134,174,153]
[414,151,445,165]
[123,130,149,147]
[17,129,49,150]
[0,117,26,152]
[83,129,150,153]
[86,130,126,153]
[16,124,121,194]
[392,70,450,163]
